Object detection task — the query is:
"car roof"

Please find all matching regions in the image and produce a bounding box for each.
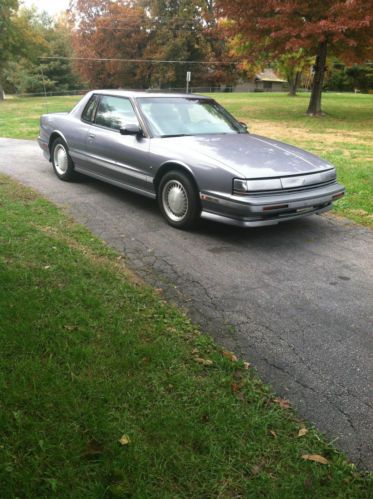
[90,89,210,99]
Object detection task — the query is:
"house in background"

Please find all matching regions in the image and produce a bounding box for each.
[233,68,288,92]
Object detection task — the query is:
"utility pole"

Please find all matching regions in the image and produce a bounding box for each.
[186,71,191,93]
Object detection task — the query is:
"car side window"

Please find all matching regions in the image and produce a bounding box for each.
[95,96,139,131]
[82,95,99,123]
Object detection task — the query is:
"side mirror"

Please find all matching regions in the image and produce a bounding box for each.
[120,124,143,137]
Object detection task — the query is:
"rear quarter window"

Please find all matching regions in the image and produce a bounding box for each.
[82,95,99,122]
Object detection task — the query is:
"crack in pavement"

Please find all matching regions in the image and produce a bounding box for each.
[116,230,372,468]
[0,137,372,470]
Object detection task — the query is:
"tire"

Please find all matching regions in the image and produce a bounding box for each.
[51,138,77,181]
[158,170,201,229]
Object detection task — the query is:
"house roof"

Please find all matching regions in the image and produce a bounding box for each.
[255,68,287,83]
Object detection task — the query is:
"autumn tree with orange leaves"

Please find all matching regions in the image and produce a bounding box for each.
[217,0,373,115]
[69,0,148,88]
[69,0,237,89]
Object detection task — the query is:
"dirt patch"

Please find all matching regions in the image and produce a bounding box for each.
[240,120,373,148]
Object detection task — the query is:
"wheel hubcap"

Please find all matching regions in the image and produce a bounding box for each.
[162,180,188,222]
[53,144,68,175]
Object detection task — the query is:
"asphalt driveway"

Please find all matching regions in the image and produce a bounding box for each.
[1,137,372,469]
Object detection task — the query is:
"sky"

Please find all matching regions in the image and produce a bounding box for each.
[22,0,70,18]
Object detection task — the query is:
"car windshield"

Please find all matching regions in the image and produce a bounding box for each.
[137,97,247,137]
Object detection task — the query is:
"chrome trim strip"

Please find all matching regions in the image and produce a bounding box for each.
[72,151,152,183]
[74,166,156,198]
[281,170,335,189]
[235,170,337,195]
[241,180,337,196]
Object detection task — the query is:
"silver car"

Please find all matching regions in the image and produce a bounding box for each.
[38,90,345,229]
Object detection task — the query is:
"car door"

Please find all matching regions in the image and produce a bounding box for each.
[84,95,152,193]
[68,93,100,170]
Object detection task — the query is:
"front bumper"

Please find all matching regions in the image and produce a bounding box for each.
[200,182,345,227]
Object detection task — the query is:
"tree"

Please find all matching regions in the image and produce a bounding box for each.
[225,30,310,96]
[217,0,373,115]
[275,50,312,96]
[139,0,232,89]
[39,16,84,93]
[69,0,148,88]
[0,0,19,99]
[69,0,237,90]
[346,64,373,92]
[324,61,373,92]
[3,9,83,95]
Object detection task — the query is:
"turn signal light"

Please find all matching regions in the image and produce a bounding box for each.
[262,204,288,211]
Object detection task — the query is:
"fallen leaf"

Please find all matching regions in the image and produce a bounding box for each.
[273,397,291,409]
[63,324,78,331]
[302,454,329,465]
[43,265,51,270]
[231,378,245,393]
[119,434,130,446]
[242,361,251,369]
[194,357,213,366]
[269,430,277,438]
[251,464,262,475]
[191,348,199,355]
[155,288,163,294]
[298,427,309,437]
[231,382,240,393]
[222,350,238,362]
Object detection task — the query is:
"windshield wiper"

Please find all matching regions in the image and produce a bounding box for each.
[160,134,191,138]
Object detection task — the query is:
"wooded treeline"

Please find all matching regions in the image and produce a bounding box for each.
[1,0,372,114]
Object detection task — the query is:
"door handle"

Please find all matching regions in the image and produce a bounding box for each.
[88,133,96,139]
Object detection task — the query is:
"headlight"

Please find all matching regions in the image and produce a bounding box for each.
[233,178,282,194]
[233,179,249,193]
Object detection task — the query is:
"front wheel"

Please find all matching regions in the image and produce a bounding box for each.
[51,138,77,181]
[158,171,201,229]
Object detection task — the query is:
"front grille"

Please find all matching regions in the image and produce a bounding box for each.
[261,202,331,219]
[237,179,337,197]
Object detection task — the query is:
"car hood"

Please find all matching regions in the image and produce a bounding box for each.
[157,133,334,178]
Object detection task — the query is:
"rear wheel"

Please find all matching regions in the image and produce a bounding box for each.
[158,170,200,229]
[51,138,77,181]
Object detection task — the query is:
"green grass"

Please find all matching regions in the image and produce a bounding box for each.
[0,174,372,497]
[0,95,80,140]
[0,92,372,226]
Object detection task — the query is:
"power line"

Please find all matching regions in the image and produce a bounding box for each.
[40,56,239,65]
[97,27,203,32]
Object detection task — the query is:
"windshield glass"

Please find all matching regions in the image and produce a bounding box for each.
[137,97,247,137]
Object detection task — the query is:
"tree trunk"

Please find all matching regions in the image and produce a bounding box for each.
[307,41,327,115]
[0,84,4,100]
[288,71,302,96]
